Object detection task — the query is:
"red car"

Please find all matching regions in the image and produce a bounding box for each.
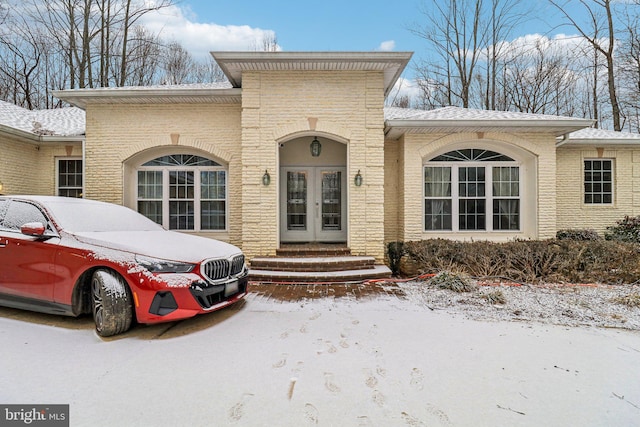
[0,196,248,336]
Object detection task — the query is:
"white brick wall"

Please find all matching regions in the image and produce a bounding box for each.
[557,147,639,233]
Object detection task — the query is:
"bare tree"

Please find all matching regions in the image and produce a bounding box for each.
[549,0,622,130]
[412,0,489,108]
[161,42,193,85]
[250,32,279,52]
[484,0,532,110]
[191,56,227,83]
[501,38,578,115]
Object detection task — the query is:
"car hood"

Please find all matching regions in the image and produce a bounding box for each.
[73,230,242,263]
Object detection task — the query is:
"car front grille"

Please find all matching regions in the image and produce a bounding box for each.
[201,254,245,282]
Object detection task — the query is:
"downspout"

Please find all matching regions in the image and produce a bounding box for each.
[82,138,86,198]
[555,133,570,147]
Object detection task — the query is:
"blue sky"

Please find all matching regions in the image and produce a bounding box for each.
[141,0,588,91]
[149,0,575,57]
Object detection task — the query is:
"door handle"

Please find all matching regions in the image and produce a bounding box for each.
[0,239,8,248]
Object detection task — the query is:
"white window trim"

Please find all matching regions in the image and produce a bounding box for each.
[55,157,83,197]
[423,161,522,233]
[136,163,228,233]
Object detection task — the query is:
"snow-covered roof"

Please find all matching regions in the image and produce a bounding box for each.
[384,106,595,138]
[564,127,640,145]
[0,100,85,139]
[52,82,240,109]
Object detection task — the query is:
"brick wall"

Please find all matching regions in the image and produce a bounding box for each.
[0,135,81,195]
[85,103,243,246]
[240,71,386,261]
[556,146,639,233]
[395,131,558,242]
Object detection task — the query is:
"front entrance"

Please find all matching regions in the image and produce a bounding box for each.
[280,166,347,242]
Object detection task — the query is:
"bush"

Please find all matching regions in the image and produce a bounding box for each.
[401,238,640,285]
[556,229,601,241]
[386,241,405,276]
[429,271,477,292]
[605,216,640,243]
[483,290,507,305]
[612,293,640,308]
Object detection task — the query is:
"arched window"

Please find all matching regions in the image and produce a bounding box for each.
[424,149,520,232]
[137,154,226,231]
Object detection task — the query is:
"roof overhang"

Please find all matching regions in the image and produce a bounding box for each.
[211,51,413,97]
[384,119,595,140]
[0,123,83,144]
[52,87,242,110]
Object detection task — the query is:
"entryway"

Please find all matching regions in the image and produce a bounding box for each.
[279,166,347,243]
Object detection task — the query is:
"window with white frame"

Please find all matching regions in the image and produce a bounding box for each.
[584,159,613,204]
[57,158,83,198]
[136,154,227,231]
[424,149,520,232]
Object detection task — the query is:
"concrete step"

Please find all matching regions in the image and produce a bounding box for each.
[276,245,351,257]
[250,255,375,272]
[248,264,392,283]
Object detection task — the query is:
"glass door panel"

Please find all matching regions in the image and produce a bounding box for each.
[321,171,341,231]
[286,171,308,231]
[280,167,346,243]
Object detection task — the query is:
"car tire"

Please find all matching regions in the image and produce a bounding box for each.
[91,269,133,337]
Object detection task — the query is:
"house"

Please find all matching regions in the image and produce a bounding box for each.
[2,51,640,280]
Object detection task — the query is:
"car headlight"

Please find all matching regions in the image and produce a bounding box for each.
[136,256,195,273]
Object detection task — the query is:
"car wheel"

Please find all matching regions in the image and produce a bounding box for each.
[91,269,133,337]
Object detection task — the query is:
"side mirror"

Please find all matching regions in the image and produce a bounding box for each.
[21,222,47,236]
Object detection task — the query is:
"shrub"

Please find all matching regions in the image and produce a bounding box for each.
[605,216,640,243]
[556,229,601,241]
[386,241,405,276]
[483,290,507,305]
[401,238,640,285]
[429,271,477,292]
[612,293,640,308]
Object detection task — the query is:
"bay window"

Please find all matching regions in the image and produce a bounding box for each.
[424,149,520,232]
[137,154,227,231]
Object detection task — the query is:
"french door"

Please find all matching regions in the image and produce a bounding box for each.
[280,167,347,242]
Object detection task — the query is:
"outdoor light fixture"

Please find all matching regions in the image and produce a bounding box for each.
[354,170,363,187]
[0,180,3,193]
[310,136,321,157]
[262,169,271,186]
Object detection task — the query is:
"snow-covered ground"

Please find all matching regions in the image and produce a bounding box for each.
[1,284,639,427]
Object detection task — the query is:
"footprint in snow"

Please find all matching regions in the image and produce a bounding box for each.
[272,354,287,368]
[324,372,341,394]
[304,403,319,425]
[410,368,424,390]
[228,393,254,423]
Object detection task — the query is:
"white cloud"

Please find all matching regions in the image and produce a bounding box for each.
[140,4,280,58]
[387,77,421,104]
[378,40,396,51]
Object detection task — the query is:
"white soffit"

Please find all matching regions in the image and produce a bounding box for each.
[211,51,413,96]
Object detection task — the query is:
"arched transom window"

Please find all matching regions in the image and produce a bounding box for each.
[137,154,226,231]
[424,149,520,232]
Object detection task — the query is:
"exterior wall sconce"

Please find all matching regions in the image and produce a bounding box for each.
[0,180,3,193]
[354,170,363,187]
[310,136,321,157]
[262,169,271,186]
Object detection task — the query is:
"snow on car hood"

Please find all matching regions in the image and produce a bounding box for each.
[72,230,242,263]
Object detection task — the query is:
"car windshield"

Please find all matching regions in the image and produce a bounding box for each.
[45,199,164,232]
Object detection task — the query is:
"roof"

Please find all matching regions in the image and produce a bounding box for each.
[563,127,640,146]
[0,100,85,140]
[211,51,413,97]
[52,82,239,110]
[54,52,413,108]
[384,106,595,138]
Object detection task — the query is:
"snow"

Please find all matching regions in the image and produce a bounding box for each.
[1,287,639,426]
